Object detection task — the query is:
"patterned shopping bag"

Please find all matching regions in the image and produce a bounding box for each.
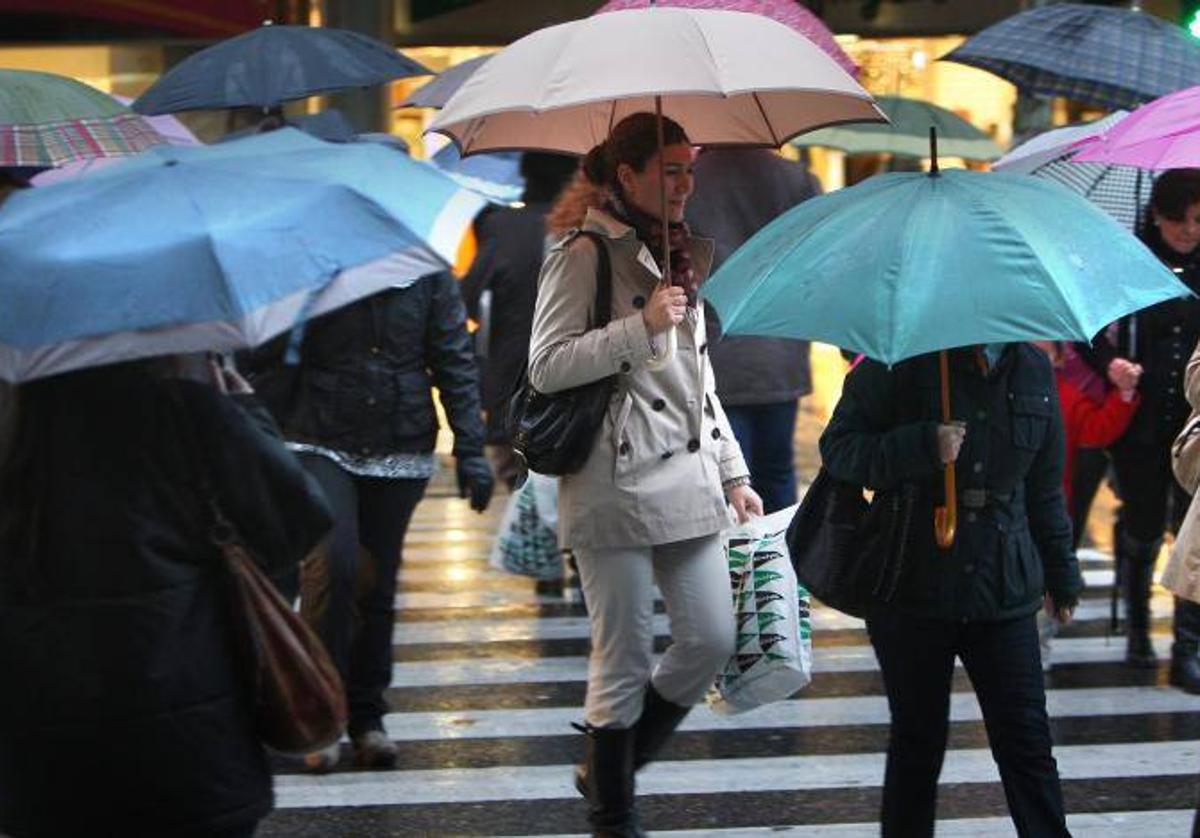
[489,473,563,580]
[709,504,812,715]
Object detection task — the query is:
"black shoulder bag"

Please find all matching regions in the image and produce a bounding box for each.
[506,231,615,476]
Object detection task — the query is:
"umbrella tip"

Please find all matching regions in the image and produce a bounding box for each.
[929,126,940,176]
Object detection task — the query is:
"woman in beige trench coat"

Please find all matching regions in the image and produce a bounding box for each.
[528,113,762,837]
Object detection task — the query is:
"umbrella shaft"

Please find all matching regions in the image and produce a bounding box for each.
[654,95,671,280]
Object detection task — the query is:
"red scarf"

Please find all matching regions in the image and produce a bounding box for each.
[606,194,698,307]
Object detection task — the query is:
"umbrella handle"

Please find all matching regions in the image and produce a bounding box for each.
[934,349,957,548]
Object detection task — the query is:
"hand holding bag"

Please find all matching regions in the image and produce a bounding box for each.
[507,231,615,476]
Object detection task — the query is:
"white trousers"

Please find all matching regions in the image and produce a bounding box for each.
[575,534,736,728]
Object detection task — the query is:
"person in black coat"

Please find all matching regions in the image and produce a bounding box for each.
[1074,169,1200,691]
[686,148,821,512]
[461,152,577,489]
[0,357,332,838]
[820,344,1083,838]
[241,270,493,771]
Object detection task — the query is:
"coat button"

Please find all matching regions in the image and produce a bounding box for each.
[370,346,382,355]
[661,450,673,460]
[367,396,377,406]
[633,295,646,309]
[973,462,983,473]
[966,512,977,523]
[652,398,666,411]
[964,564,975,573]
[699,344,708,354]
[360,446,371,455]
[620,361,631,373]
[619,442,630,456]
[687,438,700,452]
[711,428,721,439]
[977,410,987,421]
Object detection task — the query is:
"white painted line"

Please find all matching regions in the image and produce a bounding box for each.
[272,740,1200,808]
[388,635,1170,688]
[379,686,1200,742]
[519,810,1195,838]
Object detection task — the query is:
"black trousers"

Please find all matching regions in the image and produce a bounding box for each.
[867,610,1071,838]
[298,454,427,735]
[1109,439,1188,542]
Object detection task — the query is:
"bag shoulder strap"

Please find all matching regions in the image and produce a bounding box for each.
[574,230,613,329]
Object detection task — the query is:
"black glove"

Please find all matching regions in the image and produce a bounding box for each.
[456,455,495,512]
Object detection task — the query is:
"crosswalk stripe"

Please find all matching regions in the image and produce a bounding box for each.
[272,740,1200,808]
[374,685,1200,742]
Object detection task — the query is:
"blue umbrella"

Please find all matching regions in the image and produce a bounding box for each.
[702,165,1189,547]
[431,142,524,203]
[134,24,430,115]
[942,3,1200,111]
[0,128,486,382]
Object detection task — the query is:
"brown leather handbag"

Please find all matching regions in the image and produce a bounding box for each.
[211,515,348,755]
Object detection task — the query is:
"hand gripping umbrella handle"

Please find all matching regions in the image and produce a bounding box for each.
[935,349,957,548]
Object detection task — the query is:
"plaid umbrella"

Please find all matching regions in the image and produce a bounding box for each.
[994,112,1155,231]
[943,3,1200,111]
[0,70,164,166]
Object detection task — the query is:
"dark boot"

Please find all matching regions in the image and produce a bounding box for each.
[575,684,691,797]
[1170,597,1200,694]
[1119,533,1160,668]
[581,726,643,838]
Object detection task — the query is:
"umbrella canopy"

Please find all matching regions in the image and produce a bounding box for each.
[0,128,485,383]
[794,95,1002,160]
[133,24,430,114]
[942,3,1200,112]
[0,70,164,167]
[594,0,858,79]
[431,143,524,203]
[1071,85,1200,170]
[32,95,200,186]
[702,169,1188,366]
[401,54,491,109]
[429,7,882,156]
[994,112,1156,231]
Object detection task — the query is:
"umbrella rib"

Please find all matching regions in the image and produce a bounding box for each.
[750,93,781,148]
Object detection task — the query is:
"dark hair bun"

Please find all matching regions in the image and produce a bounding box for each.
[582,140,612,187]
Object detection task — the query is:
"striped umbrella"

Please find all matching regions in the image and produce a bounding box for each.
[994,113,1155,231]
[943,3,1200,112]
[0,70,164,166]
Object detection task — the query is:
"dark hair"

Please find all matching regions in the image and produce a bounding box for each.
[519,151,578,204]
[1149,169,1200,221]
[581,112,690,188]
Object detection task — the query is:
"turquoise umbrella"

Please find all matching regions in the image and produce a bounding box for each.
[793,95,1002,161]
[703,162,1188,545]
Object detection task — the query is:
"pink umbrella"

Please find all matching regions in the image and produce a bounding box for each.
[594,0,858,79]
[1070,85,1200,170]
[33,95,200,186]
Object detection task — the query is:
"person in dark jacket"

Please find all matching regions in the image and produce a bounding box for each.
[0,356,332,838]
[1074,169,1200,690]
[242,270,493,771]
[686,148,821,512]
[820,343,1084,838]
[461,152,577,489]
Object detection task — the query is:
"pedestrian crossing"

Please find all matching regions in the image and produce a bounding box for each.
[257,476,1200,837]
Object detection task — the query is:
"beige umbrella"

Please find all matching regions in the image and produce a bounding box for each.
[428,6,882,157]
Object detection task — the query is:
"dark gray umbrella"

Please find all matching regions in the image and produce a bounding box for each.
[401,55,491,109]
[943,3,1200,111]
[134,24,430,115]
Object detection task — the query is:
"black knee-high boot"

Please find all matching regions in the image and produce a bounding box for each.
[581,726,643,838]
[1119,532,1160,668]
[1170,597,1200,693]
[576,684,691,797]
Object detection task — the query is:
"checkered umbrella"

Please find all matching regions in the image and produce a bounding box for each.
[943,3,1200,111]
[0,70,164,167]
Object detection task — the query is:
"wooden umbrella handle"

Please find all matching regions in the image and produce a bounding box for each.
[934,349,957,548]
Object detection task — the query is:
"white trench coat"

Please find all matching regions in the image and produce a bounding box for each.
[528,207,749,550]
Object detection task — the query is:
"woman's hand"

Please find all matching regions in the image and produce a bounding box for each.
[642,282,687,336]
[1107,358,1143,393]
[936,422,966,465]
[727,483,764,524]
[206,355,254,395]
[1043,593,1075,625]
